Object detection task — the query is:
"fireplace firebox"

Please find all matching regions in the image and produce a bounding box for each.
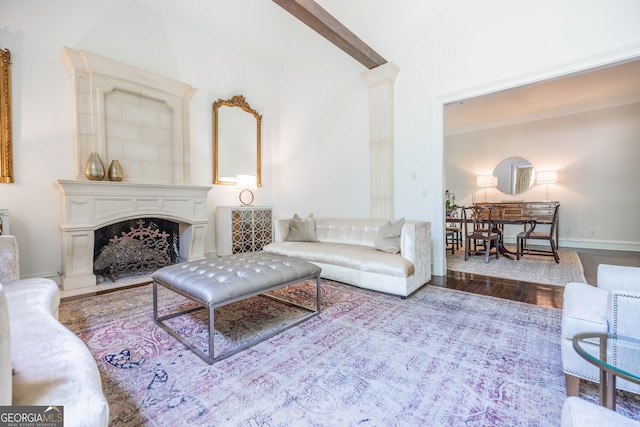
[94,218,179,282]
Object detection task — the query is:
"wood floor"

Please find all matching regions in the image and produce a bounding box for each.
[432,248,640,309]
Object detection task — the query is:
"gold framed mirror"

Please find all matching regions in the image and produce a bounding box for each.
[1,48,13,183]
[213,95,261,186]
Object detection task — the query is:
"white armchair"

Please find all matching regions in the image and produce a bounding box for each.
[561,264,640,396]
[562,397,640,427]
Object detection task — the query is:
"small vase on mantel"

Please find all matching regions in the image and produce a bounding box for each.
[85,152,105,181]
[108,160,124,182]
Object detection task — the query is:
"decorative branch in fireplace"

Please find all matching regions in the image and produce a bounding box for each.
[93,218,179,282]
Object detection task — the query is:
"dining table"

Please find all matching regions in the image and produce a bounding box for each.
[446,216,550,260]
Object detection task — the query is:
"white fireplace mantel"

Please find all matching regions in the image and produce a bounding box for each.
[54,180,210,290]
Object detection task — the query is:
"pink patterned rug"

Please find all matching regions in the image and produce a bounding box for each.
[59,280,640,426]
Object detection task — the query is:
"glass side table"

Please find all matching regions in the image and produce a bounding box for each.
[573,332,640,410]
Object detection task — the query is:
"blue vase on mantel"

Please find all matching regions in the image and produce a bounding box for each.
[85,152,105,181]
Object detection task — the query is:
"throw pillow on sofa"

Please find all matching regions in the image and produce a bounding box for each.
[286,213,319,242]
[375,218,405,253]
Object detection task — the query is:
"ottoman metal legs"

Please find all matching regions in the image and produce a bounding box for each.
[153,270,321,364]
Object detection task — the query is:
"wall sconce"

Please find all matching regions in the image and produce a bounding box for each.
[476,175,496,201]
[236,174,257,206]
[536,170,558,200]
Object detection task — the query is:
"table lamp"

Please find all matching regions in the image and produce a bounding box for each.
[236,174,257,206]
[536,170,557,200]
[477,175,496,201]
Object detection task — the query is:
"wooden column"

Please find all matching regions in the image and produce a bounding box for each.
[360,62,399,219]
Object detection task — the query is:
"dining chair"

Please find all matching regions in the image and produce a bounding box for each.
[446,207,461,252]
[446,230,455,254]
[462,205,500,263]
[489,204,505,247]
[516,204,560,262]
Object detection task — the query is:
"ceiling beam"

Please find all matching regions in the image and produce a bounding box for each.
[273,0,387,69]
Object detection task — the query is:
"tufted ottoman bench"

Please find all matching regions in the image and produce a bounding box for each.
[151,252,321,364]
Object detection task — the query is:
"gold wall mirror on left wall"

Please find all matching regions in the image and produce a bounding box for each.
[1,48,13,183]
[213,95,262,186]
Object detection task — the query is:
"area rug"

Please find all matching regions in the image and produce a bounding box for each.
[447,247,587,286]
[58,280,639,426]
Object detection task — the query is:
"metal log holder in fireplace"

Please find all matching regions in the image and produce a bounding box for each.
[93,218,179,282]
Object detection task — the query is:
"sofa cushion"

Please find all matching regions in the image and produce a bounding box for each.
[0,284,11,405]
[264,242,414,277]
[286,214,319,242]
[314,218,389,248]
[375,218,405,254]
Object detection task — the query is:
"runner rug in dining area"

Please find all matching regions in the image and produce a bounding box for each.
[446,247,587,286]
[58,279,640,426]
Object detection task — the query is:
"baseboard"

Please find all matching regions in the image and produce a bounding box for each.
[559,239,640,252]
[500,237,640,252]
[21,271,61,285]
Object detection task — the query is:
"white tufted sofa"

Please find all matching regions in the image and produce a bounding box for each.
[0,235,109,427]
[263,217,431,298]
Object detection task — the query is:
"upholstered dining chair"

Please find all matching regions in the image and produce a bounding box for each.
[516,203,560,263]
[561,264,640,397]
[461,205,500,263]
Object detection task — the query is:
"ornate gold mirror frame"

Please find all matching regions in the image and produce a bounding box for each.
[213,95,262,186]
[0,49,13,183]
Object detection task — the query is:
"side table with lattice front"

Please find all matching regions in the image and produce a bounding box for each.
[215,206,273,256]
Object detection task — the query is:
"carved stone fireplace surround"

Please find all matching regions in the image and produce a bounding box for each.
[54,180,209,291]
[56,49,210,293]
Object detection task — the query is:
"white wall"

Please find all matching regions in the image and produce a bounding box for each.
[2,0,640,280]
[445,102,640,250]
[0,0,290,280]
[275,0,640,275]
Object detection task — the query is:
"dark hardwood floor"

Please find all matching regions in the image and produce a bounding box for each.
[432,248,640,309]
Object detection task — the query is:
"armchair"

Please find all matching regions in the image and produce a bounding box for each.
[561,264,640,396]
[562,397,640,427]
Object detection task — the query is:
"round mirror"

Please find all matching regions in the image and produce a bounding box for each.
[493,157,536,195]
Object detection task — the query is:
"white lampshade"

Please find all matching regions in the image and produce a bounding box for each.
[536,170,558,184]
[477,175,496,187]
[236,174,257,189]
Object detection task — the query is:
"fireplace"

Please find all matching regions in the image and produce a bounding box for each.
[54,180,209,290]
[93,218,179,282]
[55,49,210,291]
